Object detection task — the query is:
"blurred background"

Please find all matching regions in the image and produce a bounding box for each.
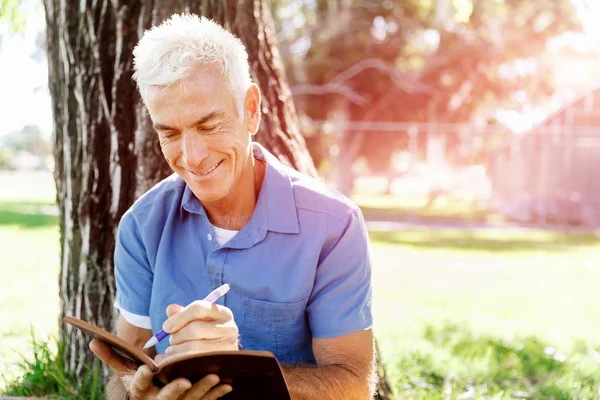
[1,0,600,398]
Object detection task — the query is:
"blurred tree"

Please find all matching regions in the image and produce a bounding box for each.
[0,125,51,157]
[0,0,26,42]
[275,0,583,194]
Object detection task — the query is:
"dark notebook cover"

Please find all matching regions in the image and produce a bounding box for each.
[63,316,291,400]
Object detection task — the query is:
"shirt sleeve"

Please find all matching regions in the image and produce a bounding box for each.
[113,300,152,329]
[113,211,153,318]
[307,208,374,338]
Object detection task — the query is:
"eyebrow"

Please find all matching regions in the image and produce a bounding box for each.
[153,111,225,131]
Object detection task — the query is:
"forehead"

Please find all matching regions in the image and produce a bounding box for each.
[145,64,235,121]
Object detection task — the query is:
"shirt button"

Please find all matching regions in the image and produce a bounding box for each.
[207,233,213,241]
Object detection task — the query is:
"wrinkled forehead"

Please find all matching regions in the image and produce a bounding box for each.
[147,67,236,105]
[144,62,230,96]
[144,74,239,127]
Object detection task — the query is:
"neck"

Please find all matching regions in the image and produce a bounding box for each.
[202,154,266,231]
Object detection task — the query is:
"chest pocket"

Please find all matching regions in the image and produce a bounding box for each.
[242,297,310,363]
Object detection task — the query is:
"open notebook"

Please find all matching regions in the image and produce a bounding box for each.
[63,316,291,400]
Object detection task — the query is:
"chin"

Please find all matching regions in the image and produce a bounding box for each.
[190,184,230,203]
[196,193,227,203]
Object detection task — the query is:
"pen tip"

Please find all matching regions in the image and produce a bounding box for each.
[143,336,158,350]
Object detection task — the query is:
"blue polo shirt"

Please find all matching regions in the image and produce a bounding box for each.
[114,143,373,364]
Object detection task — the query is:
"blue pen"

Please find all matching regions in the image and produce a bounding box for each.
[143,283,231,349]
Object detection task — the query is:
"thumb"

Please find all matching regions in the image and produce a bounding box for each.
[166,303,184,318]
[89,339,137,377]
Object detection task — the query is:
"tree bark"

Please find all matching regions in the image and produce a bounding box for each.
[44,0,390,397]
[44,0,143,377]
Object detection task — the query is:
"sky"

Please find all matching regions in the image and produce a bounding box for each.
[1,0,600,138]
[0,0,50,138]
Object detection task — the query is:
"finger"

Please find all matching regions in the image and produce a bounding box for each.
[166,303,184,318]
[180,374,220,400]
[202,384,233,400]
[89,340,136,377]
[163,302,234,333]
[156,378,192,400]
[165,338,238,355]
[129,365,157,396]
[154,354,168,364]
[170,320,238,345]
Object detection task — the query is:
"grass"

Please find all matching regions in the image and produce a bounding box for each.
[353,192,502,223]
[1,170,600,398]
[369,229,600,399]
[384,323,600,399]
[0,171,60,390]
[369,229,600,346]
[0,201,58,228]
[2,333,104,399]
[369,227,600,252]
[0,202,60,390]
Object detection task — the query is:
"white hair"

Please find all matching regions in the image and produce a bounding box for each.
[133,14,253,117]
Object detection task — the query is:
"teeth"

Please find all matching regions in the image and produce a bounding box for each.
[199,162,219,175]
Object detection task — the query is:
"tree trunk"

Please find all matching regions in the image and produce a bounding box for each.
[44,0,390,397]
[44,0,143,377]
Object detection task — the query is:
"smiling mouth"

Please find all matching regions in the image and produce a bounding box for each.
[190,160,222,176]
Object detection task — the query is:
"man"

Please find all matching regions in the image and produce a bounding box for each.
[90,14,376,400]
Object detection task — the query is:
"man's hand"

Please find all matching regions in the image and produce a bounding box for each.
[162,302,239,355]
[90,339,232,399]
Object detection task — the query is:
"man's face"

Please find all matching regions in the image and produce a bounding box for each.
[145,64,259,204]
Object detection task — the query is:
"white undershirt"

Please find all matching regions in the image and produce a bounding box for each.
[114,223,239,328]
[211,223,239,246]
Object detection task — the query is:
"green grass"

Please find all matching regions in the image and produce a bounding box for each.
[369,229,600,348]
[384,323,600,399]
[0,201,58,228]
[369,229,600,399]
[2,333,104,399]
[0,200,60,390]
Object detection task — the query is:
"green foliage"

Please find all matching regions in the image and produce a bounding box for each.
[1,332,104,400]
[0,0,26,34]
[0,147,15,169]
[388,324,600,399]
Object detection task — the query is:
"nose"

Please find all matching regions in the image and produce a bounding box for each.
[181,131,210,168]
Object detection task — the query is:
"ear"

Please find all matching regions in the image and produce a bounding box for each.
[244,84,261,136]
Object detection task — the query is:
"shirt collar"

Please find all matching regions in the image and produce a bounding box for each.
[253,142,300,234]
[181,183,206,216]
[179,142,300,235]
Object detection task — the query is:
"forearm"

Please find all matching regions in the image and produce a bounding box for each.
[282,364,373,400]
[106,373,128,400]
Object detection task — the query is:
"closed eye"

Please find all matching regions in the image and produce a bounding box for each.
[200,124,220,133]
[161,130,179,138]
